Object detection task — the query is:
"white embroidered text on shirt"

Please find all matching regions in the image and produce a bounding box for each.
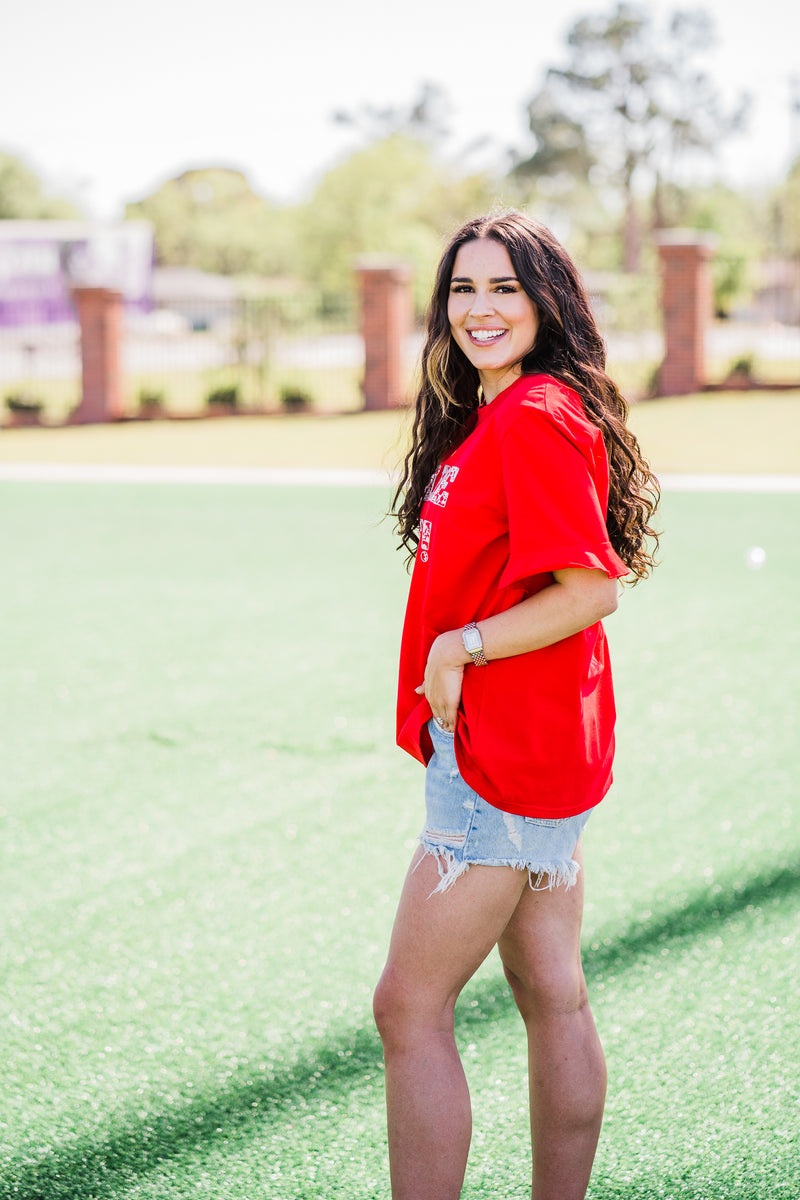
[424,464,459,508]
[419,518,432,562]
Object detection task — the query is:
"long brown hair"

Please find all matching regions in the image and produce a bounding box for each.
[393,210,660,581]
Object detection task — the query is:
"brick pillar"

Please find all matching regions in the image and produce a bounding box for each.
[71,287,125,422]
[355,259,413,410]
[656,231,717,396]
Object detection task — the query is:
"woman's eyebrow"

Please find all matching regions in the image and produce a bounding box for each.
[450,275,519,283]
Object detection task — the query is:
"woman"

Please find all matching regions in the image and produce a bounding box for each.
[373,211,659,1200]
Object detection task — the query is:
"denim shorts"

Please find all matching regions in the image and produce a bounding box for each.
[420,719,593,895]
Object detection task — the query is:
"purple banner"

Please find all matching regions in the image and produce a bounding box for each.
[0,220,154,327]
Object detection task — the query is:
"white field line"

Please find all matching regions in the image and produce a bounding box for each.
[657,473,800,493]
[0,462,799,492]
[0,463,391,486]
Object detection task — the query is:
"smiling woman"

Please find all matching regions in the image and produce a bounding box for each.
[447,239,540,402]
[375,209,660,1200]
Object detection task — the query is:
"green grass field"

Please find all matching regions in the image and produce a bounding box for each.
[1,401,798,1198]
[2,388,800,477]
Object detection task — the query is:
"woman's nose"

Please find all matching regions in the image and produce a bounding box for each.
[469,289,494,316]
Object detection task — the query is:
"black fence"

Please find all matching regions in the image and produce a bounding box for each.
[2,266,799,424]
[0,293,365,423]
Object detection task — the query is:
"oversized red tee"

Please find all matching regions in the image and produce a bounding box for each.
[396,373,629,819]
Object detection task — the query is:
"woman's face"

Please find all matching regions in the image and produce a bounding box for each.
[447,238,539,397]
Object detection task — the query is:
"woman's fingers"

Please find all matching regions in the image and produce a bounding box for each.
[427,674,464,729]
[415,680,457,729]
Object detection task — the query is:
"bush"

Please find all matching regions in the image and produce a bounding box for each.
[279,385,313,412]
[206,385,238,410]
[723,354,758,388]
[138,389,166,417]
[5,392,44,414]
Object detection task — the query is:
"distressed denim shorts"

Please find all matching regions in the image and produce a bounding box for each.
[420,718,593,895]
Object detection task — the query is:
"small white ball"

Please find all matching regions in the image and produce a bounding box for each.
[744,546,767,570]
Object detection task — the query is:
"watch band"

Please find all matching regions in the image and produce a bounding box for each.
[462,621,488,667]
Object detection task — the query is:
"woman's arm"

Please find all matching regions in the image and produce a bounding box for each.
[416,567,619,728]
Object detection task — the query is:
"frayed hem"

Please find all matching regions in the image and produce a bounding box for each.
[416,840,581,897]
[526,858,581,892]
[415,843,472,895]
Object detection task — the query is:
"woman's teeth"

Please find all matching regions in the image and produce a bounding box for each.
[469,329,506,343]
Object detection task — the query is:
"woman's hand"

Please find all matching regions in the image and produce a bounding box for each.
[413,569,618,732]
[415,630,468,731]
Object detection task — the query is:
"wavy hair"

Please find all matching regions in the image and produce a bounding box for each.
[393,210,660,581]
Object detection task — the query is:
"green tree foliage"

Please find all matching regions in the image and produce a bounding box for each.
[512,85,594,185]
[121,120,499,310]
[678,183,768,316]
[771,156,800,258]
[513,4,748,270]
[293,133,498,310]
[508,171,623,272]
[125,167,297,276]
[0,151,79,219]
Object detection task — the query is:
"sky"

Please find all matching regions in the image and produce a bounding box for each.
[4,0,799,220]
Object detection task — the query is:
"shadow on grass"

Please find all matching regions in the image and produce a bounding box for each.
[3,861,799,1200]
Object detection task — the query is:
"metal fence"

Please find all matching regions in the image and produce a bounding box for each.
[1,263,799,425]
[0,316,81,422]
[705,257,800,385]
[0,293,365,423]
[128,292,364,415]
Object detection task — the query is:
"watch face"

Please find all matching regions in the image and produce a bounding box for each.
[463,628,481,652]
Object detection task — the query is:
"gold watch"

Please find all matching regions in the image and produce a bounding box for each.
[462,622,487,666]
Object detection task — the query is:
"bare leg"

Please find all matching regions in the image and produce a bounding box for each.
[373,851,530,1200]
[498,842,606,1200]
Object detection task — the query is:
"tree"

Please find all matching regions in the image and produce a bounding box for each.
[513,4,748,270]
[125,167,297,276]
[679,183,768,316]
[771,156,800,259]
[332,81,452,147]
[0,151,80,219]
[293,133,498,309]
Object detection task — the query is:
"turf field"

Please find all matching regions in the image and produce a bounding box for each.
[1,409,798,1198]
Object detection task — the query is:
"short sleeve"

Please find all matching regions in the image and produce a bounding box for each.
[498,404,628,588]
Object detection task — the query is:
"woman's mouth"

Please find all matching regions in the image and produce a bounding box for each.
[467,328,507,346]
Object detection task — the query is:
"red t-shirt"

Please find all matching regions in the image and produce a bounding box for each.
[396,373,628,819]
